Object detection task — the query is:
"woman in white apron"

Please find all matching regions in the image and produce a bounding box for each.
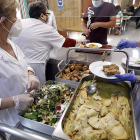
[0,0,40,127]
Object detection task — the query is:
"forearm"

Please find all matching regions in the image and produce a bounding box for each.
[28,70,34,76]
[136,41,140,48]
[0,97,15,110]
[82,20,88,31]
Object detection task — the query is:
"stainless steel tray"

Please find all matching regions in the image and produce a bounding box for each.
[52,75,139,140]
[55,60,91,86]
[18,80,76,136]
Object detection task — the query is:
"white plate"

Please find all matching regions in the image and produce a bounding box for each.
[89,61,125,79]
[86,43,102,48]
[122,57,140,67]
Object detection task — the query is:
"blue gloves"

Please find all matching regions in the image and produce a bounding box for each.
[110,73,136,83]
[117,39,137,50]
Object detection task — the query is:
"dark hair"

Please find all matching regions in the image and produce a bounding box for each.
[126,5,129,7]
[29,1,46,19]
[115,5,121,11]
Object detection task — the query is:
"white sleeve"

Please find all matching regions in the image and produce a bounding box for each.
[52,11,57,30]
[27,65,35,74]
[0,98,2,107]
[49,29,65,49]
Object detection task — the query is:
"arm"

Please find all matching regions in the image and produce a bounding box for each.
[82,20,91,35]
[90,16,116,30]
[0,97,15,110]
[136,40,140,47]
[52,12,57,30]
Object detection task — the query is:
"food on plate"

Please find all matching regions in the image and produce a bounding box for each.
[135,60,140,65]
[80,44,85,48]
[103,64,120,76]
[88,44,98,48]
[57,62,92,82]
[23,82,75,126]
[63,81,131,140]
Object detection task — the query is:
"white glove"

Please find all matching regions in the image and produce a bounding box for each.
[28,75,40,90]
[76,36,86,44]
[13,93,34,110]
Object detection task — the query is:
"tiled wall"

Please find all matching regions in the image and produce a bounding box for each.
[48,0,81,31]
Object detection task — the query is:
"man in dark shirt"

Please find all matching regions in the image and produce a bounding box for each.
[82,0,117,44]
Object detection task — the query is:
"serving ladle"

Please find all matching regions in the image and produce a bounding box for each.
[87,75,96,95]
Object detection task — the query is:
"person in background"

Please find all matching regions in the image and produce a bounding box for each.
[36,0,57,30]
[15,1,79,86]
[113,38,140,135]
[0,0,40,127]
[126,5,129,12]
[114,5,123,35]
[82,0,117,45]
[129,5,134,13]
[37,0,58,59]
[132,5,140,29]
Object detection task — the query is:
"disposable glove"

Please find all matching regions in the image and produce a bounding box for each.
[110,73,136,83]
[13,93,34,110]
[117,39,137,50]
[27,75,40,90]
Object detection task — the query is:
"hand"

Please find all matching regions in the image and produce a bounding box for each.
[90,22,100,30]
[13,93,34,110]
[117,39,137,50]
[110,73,136,83]
[28,75,40,90]
[84,29,91,35]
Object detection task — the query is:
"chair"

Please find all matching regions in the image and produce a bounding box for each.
[115,18,124,35]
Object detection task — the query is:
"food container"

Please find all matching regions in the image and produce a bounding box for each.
[52,75,139,140]
[18,80,76,136]
[55,60,91,86]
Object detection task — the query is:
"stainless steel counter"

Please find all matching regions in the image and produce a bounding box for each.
[6,46,140,139]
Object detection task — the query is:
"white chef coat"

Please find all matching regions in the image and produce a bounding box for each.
[0,39,33,127]
[15,18,65,86]
[46,10,58,59]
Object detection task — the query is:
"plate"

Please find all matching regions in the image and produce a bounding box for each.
[89,61,125,79]
[122,57,140,67]
[86,43,102,48]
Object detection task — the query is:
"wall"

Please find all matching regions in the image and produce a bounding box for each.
[48,0,81,31]
[135,0,140,7]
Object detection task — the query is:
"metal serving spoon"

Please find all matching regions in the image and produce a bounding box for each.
[87,75,96,95]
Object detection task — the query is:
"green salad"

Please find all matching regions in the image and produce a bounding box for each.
[23,82,75,126]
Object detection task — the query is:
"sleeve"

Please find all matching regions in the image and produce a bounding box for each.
[49,29,65,49]
[52,11,57,30]
[62,38,76,47]
[27,65,35,74]
[109,3,118,17]
[0,98,2,107]
[83,6,89,21]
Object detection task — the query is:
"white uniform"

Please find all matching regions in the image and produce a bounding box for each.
[46,10,58,59]
[15,18,65,86]
[0,39,33,127]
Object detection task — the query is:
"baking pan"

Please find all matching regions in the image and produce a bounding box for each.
[52,75,139,140]
[55,60,91,86]
[18,80,76,136]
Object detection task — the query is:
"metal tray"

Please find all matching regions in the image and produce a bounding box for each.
[18,80,76,136]
[52,75,139,140]
[55,60,91,86]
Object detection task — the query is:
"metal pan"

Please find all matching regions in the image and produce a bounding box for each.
[18,80,76,136]
[55,59,91,86]
[52,75,139,140]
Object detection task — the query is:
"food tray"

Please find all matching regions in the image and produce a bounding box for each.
[18,80,76,136]
[55,60,91,86]
[53,75,139,140]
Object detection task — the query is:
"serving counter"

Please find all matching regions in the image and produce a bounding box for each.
[1,46,140,140]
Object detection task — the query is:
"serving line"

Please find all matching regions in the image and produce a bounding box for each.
[65,47,129,73]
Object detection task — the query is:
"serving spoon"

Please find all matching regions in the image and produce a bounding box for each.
[87,75,96,95]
